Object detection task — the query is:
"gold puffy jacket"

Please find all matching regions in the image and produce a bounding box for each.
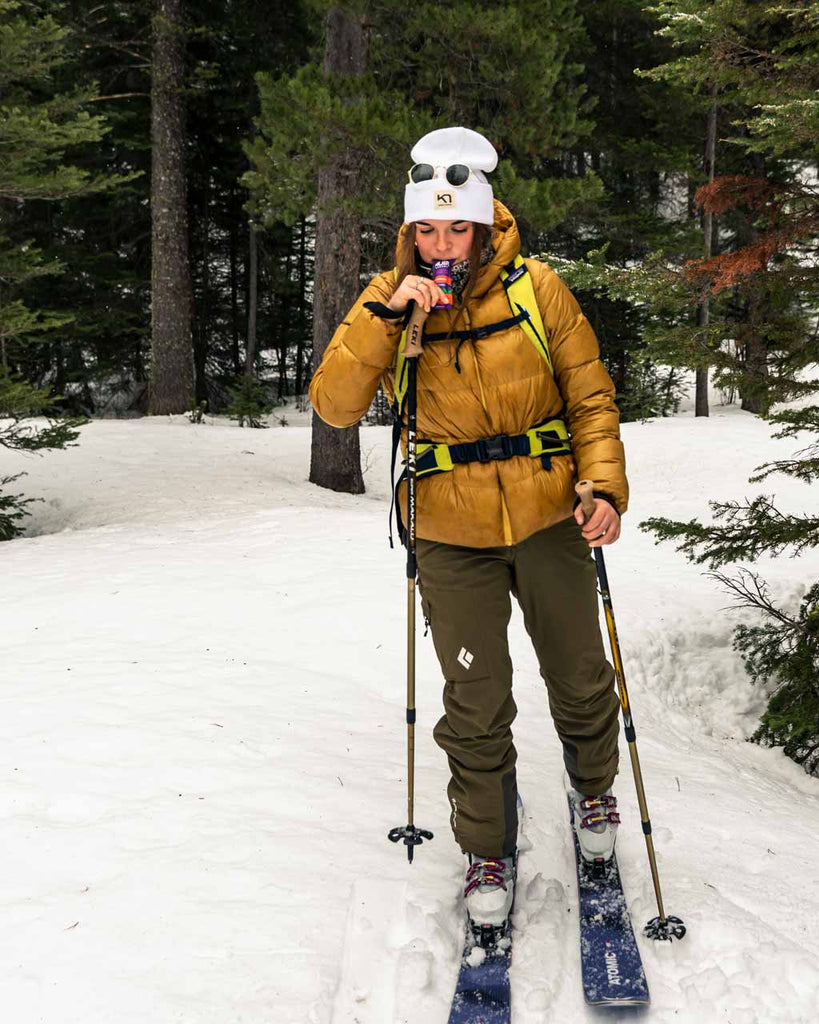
[309,201,628,548]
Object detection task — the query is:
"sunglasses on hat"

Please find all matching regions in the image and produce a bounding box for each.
[408,163,479,187]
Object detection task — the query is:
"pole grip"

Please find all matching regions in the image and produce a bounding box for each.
[575,479,596,521]
[402,301,427,358]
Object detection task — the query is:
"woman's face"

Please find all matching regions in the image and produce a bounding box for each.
[414,220,474,263]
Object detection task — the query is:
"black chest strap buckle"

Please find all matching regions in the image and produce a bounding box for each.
[477,435,514,462]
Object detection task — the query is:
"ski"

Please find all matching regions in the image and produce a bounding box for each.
[568,794,650,1006]
[447,929,512,1024]
[447,797,525,1024]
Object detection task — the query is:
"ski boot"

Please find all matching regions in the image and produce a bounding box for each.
[464,852,516,948]
[570,788,620,878]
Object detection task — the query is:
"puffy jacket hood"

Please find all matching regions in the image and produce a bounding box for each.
[397,200,521,299]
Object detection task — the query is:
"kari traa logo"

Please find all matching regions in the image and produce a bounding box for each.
[434,190,454,208]
[457,647,474,670]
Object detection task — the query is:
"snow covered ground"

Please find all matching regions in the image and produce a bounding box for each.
[2,401,818,1023]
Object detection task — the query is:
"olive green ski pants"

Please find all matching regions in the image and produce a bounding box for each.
[416,515,620,858]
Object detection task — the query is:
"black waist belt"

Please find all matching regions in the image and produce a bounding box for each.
[388,416,572,548]
[414,418,572,479]
[447,433,531,464]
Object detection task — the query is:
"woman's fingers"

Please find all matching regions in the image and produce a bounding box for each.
[579,499,621,547]
[389,275,449,313]
[417,278,432,311]
[589,516,621,547]
[389,274,452,312]
[404,276,446,312]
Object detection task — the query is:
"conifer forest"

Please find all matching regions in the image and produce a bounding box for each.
[1,0,817,774]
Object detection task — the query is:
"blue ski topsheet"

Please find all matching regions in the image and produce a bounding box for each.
[568,795,650,1006]
[447,943,511,1024]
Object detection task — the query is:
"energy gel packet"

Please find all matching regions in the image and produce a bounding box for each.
[432,259,453,309]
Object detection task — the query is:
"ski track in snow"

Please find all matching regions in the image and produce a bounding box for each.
[1,409,818,1023]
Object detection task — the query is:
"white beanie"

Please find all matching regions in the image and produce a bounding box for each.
[404,126,497,226]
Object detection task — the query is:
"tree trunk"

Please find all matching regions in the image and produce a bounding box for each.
[295,216,307,396]
[193,173,209,406]
[739,153,771,415]
[740,337,769,414]
[279,236,294,399]
[245,224,258,374]
[230,201,240,375]
[149,0,194,414]
[695,85,718,418]
[694,364,709,416]
[309,7,366,494]
[740,289,771,415]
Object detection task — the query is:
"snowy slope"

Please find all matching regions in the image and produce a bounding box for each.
[1,406,818,1024]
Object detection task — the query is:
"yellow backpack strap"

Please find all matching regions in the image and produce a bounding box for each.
[499,255,553,375]
[525,416,571,458]
[415,441,454,478]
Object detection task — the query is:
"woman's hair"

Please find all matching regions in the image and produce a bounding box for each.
[394,222,493,337]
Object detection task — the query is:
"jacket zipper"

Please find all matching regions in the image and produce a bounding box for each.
[462,307,514,547]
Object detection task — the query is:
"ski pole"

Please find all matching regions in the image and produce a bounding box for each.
[388,299,433,863]
[576,480,685,941]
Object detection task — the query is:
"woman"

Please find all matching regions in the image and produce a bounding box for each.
[309,127,627,936]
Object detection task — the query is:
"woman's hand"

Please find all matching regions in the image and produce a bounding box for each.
[573,498,621,547]
[387,274,447,314]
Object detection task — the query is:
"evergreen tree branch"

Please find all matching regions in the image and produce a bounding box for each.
[731,580,819,692]
[84,93,150,103]
[749,407,819,483]
[640,495,819,567]
[0,370,85,451]
[0,473,37,542]
[708,568,797,628]
[750,449,819,484]
[767,405,819,439]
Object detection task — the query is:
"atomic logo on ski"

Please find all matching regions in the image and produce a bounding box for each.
[604,943,622,986]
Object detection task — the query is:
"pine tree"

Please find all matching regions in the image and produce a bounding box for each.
[246,0,604,245]
[639,0,819,776]
[641,409,819,774]
[38,1,153,415]
[0,1,125,347]
[226,373,273,428]
[183,0,313,411]
[245,0,606,490]
[548,1,817,421]
[639,0,818,414]
[0,0,128,537]
[149,0,194,414]
[369,0,603,240]
[537,0,706,419]
[6,1,313,417]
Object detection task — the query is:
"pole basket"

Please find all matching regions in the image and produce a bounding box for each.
[644,915,686,941]
[388,824,433,863]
